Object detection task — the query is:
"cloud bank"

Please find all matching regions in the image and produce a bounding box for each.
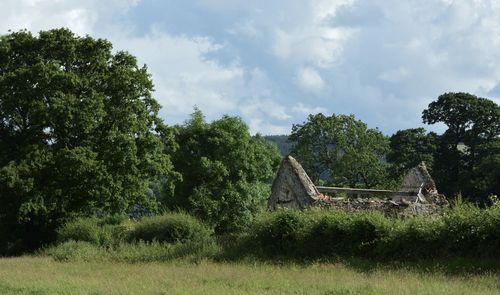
[1,0,500,134]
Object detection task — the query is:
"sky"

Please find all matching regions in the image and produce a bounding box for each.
[1,0,500,135]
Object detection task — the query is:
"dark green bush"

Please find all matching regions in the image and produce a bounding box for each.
[244,201,500,260]
[303,210,352,257]
[377,217,446,259]
[129,212,213,244]
[57,217,129,247]
[480,199,500,256]
[57,218,102,245]
[442,199,500,257]
[247,209,312,257]
[346,212,390,255]
[97,214,129,226]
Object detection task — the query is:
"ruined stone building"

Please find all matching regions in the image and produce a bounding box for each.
[392,162,437,203]
[268,156,446,214]
[267,156,320,210]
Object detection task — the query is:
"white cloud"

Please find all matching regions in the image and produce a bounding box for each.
[270,12,357,68]
[111,30,245,122]
[292,103,328,115]
[2,0,500,136]
[240,98,290,121]
[297,67,325,92]
[0,0,138,35]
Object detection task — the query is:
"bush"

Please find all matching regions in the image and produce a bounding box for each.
[247,209,310,257]
[442,199,500,257]
[302,210,351,257]
[56,217,129,247]
[346,211,390,255]
[57,218,102,245]
[242,203,500,260]
[49,201,500,262]
[377,217,446,259]
[129,212,213,244]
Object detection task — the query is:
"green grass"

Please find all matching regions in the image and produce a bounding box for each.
[0,256,498,294]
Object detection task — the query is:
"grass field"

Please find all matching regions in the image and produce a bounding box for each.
[0,257,498,294]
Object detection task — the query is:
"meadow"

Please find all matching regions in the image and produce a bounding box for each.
[1,202,498,294]
[0,256,498,295]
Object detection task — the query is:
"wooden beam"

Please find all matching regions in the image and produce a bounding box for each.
[316,186,415,196]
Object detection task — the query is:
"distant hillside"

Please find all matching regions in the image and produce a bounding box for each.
[264,135,293,156]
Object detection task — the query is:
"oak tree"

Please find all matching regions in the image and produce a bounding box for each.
[0,29,173,252]
[422,92,500,201]
[289,113,389,188]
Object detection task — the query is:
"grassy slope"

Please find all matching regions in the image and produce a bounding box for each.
[0,257,498,295]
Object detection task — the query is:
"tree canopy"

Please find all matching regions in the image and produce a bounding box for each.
[422,92,500,201]
[0,29,173,252]
[163,109,281,233]
[387,128,438,180]
[289,113,389,188]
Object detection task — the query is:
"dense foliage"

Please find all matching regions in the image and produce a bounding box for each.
[244,200,500,260]
[289,113,389,188]
[387,128,438,179]
[48,212,217,263]
[46,198,500,263]
[422,92,500,202]
[56,216,129,247]
[0,29,173,253]
[163,109,281,233]
[128,212,212,244]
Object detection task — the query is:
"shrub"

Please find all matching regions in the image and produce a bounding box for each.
[248,209,310,257]
[57,218,102,245]
[57,217,129,247]
[378,217,446,259]
[480,198,500,257]
[302,210,391,257]
[442,200,500,257]
[97,213,129,226]
[347,211,390,255]
[303,210,351,257]
[129,212,213,244]
[242,204,500,261]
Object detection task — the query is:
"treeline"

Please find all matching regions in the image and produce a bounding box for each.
[0,29,498,255]
[273,93,499,202]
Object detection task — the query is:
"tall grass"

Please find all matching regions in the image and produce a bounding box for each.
[0,256,498,294]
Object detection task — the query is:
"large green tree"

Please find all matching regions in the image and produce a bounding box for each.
[163,109,281,233]
[289,113,389,188]
[387,128,438,180]
[0,29,173,253]
[422,92,500,201]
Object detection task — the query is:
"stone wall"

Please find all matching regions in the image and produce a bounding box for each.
[313,195,447,217]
